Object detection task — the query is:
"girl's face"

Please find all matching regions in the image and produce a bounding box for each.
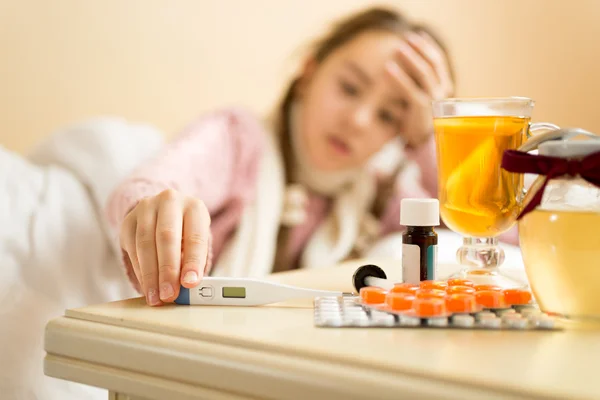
[298,30,410,171]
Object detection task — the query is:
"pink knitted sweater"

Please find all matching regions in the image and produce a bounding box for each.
[106,108,519,292]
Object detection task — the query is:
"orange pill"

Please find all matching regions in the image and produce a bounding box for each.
[416,289,447,299]
[475,290,507,309]
[390,283,419,294]
[475,284,503,292]
[446,285,476,295]
[360,287,387,304]
[385,292,415,311]
[447,278,474,287]
[446,293,478,313]
[503,288,533,305]
[420,280,448,290]
[412,298,447,317]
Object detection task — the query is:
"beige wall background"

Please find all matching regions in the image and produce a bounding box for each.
[1,0,599,153]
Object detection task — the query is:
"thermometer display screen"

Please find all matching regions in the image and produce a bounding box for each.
[222,287,246,298]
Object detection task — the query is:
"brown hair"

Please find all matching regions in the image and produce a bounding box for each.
[271,6,454,272]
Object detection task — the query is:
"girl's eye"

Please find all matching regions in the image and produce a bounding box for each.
[378,109,397,125]
[339,79,359,96]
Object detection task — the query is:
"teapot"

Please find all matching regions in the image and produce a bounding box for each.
[501,128,600,323]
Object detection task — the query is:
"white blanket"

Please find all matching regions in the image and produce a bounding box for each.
[0,118,163,400]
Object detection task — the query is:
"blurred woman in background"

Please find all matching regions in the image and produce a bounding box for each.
[106,6,479,307]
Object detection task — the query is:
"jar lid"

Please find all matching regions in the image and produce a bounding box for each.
[400,198,440,227]
[538,139,600,158]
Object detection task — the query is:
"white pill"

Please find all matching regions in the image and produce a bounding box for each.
[538,319,555,329]
[520,308,542,317]
[533,315,555,329]
[400,316,421,326]
[427,318,449,327]
[497,309,516,316]
[480,318,502,329]
[452,314,475,328]
[505,318,528,329]
[476,311,496,321]
[528,313,548,322]
[502,313,523,321]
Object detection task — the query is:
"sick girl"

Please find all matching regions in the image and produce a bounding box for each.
[106,6,517,307]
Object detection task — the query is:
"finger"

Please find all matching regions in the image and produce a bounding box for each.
[385,60,421,104]
[394,41,437,97]
[122,249,142,290]
[135,199,161,306]
[203,233,214,276]
[408,31,454,95]
[405,32,442,80]
[120,216,142,290]
[122,228,143,291]
[155,190,183,302]
[180,200,210,288]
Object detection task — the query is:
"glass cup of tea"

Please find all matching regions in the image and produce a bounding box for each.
[431,97,561,288]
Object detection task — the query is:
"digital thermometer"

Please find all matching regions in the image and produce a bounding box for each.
[174,277,352,306]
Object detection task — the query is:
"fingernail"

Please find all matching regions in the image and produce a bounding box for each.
[147,288,161,305]
[160,282,174,300]
[183,271,198,284]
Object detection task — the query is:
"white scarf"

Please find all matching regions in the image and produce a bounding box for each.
[211,103,405,277]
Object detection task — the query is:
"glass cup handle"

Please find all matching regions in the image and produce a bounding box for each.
[521,123,599,153]
[527,122,561,138]
[518,122,562,202]
[519,122,561,153]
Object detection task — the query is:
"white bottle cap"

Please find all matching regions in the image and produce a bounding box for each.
[400,198,440,227]
[538,140,600,158]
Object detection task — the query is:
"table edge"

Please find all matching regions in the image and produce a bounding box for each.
[44,315,560,400]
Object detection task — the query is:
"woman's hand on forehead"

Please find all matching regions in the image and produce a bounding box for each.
[384,30,453,147]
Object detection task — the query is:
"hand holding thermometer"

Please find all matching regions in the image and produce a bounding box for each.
[175,277,353,306]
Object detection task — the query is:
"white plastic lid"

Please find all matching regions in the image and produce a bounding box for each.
[538,140,600,158]
[400,198,440,227]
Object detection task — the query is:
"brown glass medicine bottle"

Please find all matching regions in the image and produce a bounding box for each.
[400,199,440,284]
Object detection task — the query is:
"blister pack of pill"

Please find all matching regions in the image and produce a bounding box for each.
[313,279,560,330]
